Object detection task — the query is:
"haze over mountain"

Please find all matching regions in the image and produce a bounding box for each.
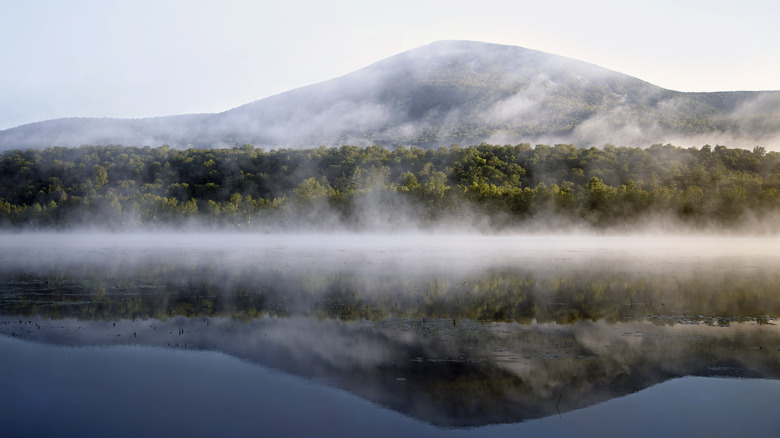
[2,40,779,151]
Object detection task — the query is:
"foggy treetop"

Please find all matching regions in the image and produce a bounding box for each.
[1,142,779,231]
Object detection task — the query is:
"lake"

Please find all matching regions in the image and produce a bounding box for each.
[1,232,779,437]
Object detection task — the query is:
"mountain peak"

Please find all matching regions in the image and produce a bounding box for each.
[1,41,779,150]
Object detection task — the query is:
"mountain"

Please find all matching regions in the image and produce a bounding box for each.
[2,40,780,150]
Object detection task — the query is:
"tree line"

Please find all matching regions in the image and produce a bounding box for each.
[1,142,779,230]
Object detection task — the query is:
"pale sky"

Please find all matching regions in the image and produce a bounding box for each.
[1,0,778,130]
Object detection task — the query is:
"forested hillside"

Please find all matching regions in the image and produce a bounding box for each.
[1,143,779,231]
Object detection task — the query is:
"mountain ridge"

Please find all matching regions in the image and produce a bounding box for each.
[2,40,779,150]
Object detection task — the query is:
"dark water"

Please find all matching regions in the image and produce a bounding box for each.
[1,233,779,437]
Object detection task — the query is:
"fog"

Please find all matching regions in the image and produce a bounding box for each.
[1,41,779,151]
[3,232,779,276]
[3,30,780,431]
[2,37,779,432]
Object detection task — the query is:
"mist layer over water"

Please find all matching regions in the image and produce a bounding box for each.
[3,232,779,270]
[3,232,780,324]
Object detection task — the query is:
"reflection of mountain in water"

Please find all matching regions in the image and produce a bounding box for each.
[2,315,779,427]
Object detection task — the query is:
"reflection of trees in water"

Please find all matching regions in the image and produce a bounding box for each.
[2,263,779,323]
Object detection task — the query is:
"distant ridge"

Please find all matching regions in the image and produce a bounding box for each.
[2,40,779,150]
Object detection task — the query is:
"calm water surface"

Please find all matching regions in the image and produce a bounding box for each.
[1,233,779,437]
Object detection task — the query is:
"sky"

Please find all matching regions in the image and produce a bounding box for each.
[1,0,778,130]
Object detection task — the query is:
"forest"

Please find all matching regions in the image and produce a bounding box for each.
[1,142,779,231]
